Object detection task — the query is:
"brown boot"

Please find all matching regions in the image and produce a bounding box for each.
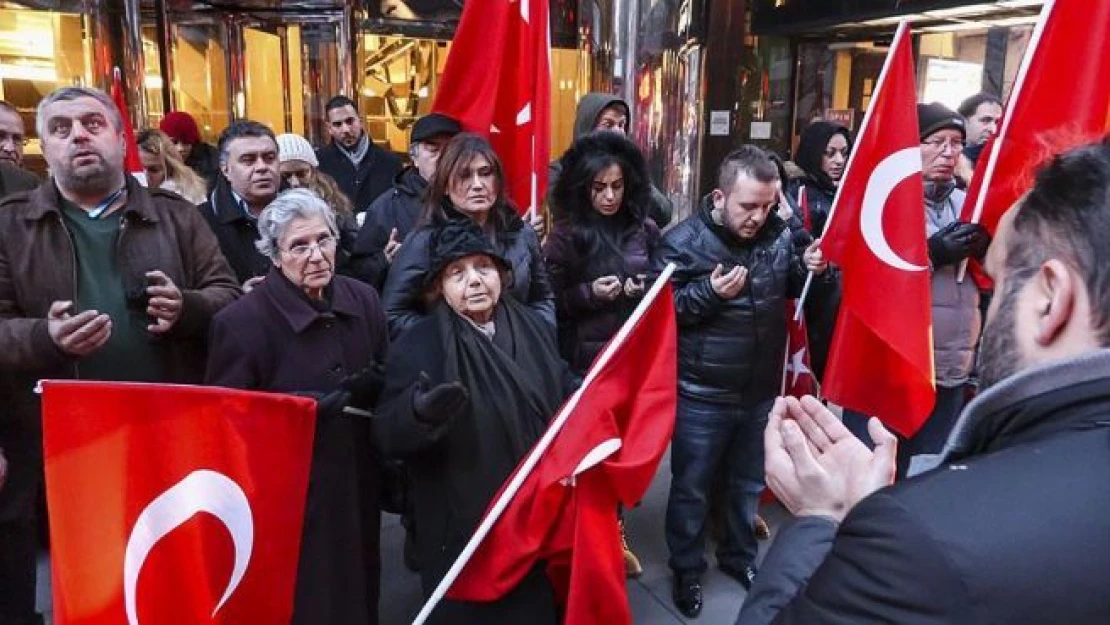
[755,515,771,541]
[620,520,643,578]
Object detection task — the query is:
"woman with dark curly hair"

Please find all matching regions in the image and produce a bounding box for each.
[543,130,660,577]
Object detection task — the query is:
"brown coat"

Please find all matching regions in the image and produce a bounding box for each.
[0,176,241,524]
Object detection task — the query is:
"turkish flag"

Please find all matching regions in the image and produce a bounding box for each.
[446,280,677,625]
[962,0,1110,287]
[820,23,936,437]
[432,0,551,216]
[110,67,146,183]
[782,300,817,398]
[963,0,1110,236]
[42,382,315,625]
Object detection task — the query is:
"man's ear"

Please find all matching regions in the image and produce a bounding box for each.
[712,189,726,211]
[1033,259,1077,346]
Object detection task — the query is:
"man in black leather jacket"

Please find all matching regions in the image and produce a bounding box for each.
[654,145,829,618]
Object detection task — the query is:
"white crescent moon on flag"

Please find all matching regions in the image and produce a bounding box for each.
[860,147,927,272]
[123,470,254,625]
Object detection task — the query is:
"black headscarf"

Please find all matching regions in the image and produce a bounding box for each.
[795,121,852,197]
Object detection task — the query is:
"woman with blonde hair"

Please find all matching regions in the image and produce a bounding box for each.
[136,128,207,204]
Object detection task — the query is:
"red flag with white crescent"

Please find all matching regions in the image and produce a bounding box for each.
[961,0,1110,286]
[819,23,936,437]
[42,382,315,625]
[110,67,146,184]
[432,0,551,217]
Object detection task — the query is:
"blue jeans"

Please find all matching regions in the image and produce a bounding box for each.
[666,395,771,575]
[843,384,967,478]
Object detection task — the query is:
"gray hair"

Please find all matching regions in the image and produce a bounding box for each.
[35,86,123,139]
[255,188,339,260]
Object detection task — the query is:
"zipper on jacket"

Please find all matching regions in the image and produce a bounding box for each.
[53,212,81,380]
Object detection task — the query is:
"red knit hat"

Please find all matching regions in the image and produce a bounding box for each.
[159,111,201,145]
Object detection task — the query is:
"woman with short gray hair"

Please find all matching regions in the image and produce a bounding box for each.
[206,186,390,625]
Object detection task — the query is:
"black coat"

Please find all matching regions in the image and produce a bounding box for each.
[0,162,37,200]
[317,139,403,214]
[381,205,555,339]
[185,142,221,192]
[349,167,427,290]
[206,268,389,625]
[736,350,1110,625]
[543,217,660,374]
[375,299,571,624]
[653,199,823,406]
[198,178,270,285]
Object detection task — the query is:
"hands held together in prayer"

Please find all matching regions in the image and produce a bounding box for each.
[764,395,898,523]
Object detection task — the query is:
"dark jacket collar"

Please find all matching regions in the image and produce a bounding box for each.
[924,349,1110,472]
[395,166,428,198]
[260,266,361,334]
[208,177,257,225]
[24,174,161,223]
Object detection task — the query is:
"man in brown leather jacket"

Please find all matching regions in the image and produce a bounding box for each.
[0,86,240,624]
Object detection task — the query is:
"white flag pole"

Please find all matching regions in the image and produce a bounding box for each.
[793,21,913,320]
[410,263,677,625]
[956,0,1054,283]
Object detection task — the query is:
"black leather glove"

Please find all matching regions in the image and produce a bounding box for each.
[314,388,352,421]
[411,373,469,427]
[928,221,990,268]
[342,363,387,410]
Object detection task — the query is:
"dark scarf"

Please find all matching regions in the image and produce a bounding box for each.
[795,121,851,197]
[436,296,566,462]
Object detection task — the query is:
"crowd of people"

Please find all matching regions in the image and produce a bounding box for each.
[0,82,1107,625]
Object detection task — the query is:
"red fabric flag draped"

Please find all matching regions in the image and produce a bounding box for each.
[431,0,551,216]
[42,382,315,625]
[110,67,146,182]
[446,281,678,625]
[783,299,817,398]
[819,23,936,437]
[963,0,1110,238]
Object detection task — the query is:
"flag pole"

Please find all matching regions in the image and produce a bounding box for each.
[793,21,913,320]
[411,264,677,625]
[956,0,1054,283]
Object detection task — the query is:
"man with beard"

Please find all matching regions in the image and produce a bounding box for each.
[735,137,1110,625]
[0,86,240,624]
[316,96,402,215]
[655,146,829,617]
[200,120,282,290]
[955,93,1004,185]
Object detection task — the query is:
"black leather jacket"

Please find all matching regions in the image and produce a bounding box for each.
[653,199,826,406]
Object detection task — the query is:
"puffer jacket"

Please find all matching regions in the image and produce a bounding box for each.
[654,198,822,406]
[544,218,660,374]
[926,183,980,386]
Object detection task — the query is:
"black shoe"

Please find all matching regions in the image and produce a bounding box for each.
[672,573,703,618]
[720,563,757,590]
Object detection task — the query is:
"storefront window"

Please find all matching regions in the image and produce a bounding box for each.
[0,6,92,167]
[169,22,229,143]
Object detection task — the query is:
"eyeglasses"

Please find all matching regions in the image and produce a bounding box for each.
[0,131,28,147]
[282,235,337,258]
[922,138,965,153]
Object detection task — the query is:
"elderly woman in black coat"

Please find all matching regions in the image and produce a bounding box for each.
[381,132,554,339]
[376,219,574,624]
[206,188,388,625]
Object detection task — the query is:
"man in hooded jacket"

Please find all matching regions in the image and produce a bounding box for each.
[548,93,673,227]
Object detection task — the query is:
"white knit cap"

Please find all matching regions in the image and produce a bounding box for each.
[276,133,318,167]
